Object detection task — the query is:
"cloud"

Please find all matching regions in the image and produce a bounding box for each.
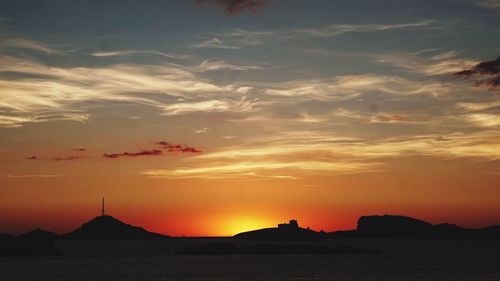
[376,50,477,76]
[25,155,84,161]
[468,0,500,9]
[465,114,500,127]
[195,0,267,15]
[142,161,382,179]
[0,38,66,55]
[142,129,500,179]
[90,50,188,60]
[160,97,256,115]
[192,20,435,49]
[454,57,500,90]
[72,148,87,151]
[103,149,163,159]
[52,156,83,161]
[291,20,435,38]
[157,141,202,153]
[264,75,452,99]
[0,53,253,127]
[7,174,64,178]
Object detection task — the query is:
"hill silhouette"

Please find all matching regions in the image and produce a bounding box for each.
[0,231,60,257]
[328,215,500,239]
[234,220,322,241]
[18,228,60,240]
[64,215,168,240]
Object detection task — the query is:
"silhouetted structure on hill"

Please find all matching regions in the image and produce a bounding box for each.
[63,199,169,240]
[234,219,322,241]
[328,214,500,239]
[64,215,168,240]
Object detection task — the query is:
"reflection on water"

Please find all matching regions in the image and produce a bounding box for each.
[1,239,499,281]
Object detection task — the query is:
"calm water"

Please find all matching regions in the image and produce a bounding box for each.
[1,239,500,281]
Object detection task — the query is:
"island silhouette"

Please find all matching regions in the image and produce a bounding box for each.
[64,215,168,240]
[2,204,500,257]
[234,219,322,241]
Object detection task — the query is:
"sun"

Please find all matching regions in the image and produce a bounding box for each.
[214,216,274,236]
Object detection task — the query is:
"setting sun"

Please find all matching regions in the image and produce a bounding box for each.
[213,216,275,237]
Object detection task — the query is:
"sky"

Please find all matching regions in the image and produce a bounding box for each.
[0,0,499,236]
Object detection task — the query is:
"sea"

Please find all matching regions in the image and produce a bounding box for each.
[1,238,499,281]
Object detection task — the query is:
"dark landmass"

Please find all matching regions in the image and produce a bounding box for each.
[234,220,322,241]
[176,242,379,255]
[0,231,61,257]
[63,215,169,240]
[328,215,500,239]
[18,228,60,240]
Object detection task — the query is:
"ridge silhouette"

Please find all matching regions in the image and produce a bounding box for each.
[63,215,169,240]
[234,220,322,241]
[327,215,500,239]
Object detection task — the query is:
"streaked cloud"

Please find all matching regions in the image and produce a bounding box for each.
[103,149,163,159]
[6,174,65,178]
[157,141,202,153]
[193,20,435,49]
[195,0,268,15]
[465,114,500,127]
[90,50,188,60]
[376,50,477,76]
[142,160,383,179]
[291,20,435,38]
[0,52,257,127]
[141,129,500,179]
[264,74,452,99]
[160,97,256,115]
[0,38,67,55]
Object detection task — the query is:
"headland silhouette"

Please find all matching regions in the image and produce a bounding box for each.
[2,200,500,257]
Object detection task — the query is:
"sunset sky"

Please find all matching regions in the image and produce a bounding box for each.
[0,0,499,236]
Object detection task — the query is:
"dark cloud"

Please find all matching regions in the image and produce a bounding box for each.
[53,156,82,161]
[102,149,163,159]
[195,0,267,15]
[72,148,87,151]
[25,155,83,161]
[454,57,500,89]
[157,141,202,153]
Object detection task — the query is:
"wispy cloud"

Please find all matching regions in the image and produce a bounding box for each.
[103,149,163,159]
[468,0,500,9]
[52,156,83,161]
[0,52,258,127]
[264,74,452,99]
[291,20,435,38]
[376,50,477,76]
[0,38,67,55]
[192,20,436,49]
[90,50,189,60]
[195,0,268,15]
[157,141,202,153]
[142,129,500,179]
[142,161,383,179]
[6,174,65,178]
[160,97,256,115]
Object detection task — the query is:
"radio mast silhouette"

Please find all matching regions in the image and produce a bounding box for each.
[101,197,106,216]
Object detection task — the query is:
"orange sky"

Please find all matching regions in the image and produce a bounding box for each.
[1,0,500,236]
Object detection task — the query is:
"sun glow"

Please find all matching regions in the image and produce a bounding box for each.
[213,216,275,236]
